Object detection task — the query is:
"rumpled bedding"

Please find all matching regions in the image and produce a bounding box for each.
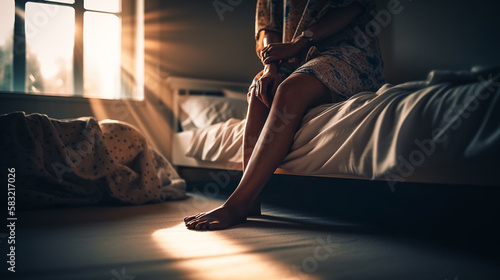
[0,112,186,209]
[186,67,500,180]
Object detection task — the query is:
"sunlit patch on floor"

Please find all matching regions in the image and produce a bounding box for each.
[153,222,318,280]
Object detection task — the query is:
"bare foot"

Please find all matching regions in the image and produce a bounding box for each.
[184,205,247,230]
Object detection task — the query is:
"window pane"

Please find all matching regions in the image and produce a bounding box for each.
[0,1,14,91]
[84,0,121,13]
[84,12,121,99]
[25,3,74,95]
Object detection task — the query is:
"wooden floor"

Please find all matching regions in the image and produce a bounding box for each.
[4,185,500,280]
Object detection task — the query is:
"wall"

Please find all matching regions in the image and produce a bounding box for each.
[2,0,500,160]
[154,0,500,84]
[383,0,500,83]
[157,0,261,83]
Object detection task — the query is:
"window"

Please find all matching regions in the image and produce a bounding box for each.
[0,1,15,92]
[0,0,144,100]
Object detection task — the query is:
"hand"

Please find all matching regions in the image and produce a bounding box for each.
[248,63,281,108]
[260,36,309,64]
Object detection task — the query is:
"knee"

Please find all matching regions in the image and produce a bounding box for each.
[273,74,332,110]
[274,80,300,106]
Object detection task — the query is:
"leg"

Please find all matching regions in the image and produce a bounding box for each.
[243,91,270,215]
[243,90,269,170]
[184,73,332,230]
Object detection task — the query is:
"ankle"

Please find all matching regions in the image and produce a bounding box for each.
[222,200,252,217]
[249,202,262,216]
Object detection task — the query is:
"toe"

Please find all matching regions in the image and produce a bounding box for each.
[207,220,225,230]
[195,220,209,230]
[184,215,196,223]
[184,212,204,223]
[186,219,199,229]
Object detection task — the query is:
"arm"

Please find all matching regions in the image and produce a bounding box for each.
[250,30,282,107]
[256,30,281,63]
[262,3,364,64]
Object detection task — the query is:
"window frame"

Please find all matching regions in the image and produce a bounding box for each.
[11,0,143,100]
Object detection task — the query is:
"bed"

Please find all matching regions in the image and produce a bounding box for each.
[168,66,500,187]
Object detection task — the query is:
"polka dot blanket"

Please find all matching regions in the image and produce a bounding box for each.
[1,112,186,209]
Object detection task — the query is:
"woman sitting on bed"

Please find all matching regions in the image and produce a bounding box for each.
[185,0,385,230]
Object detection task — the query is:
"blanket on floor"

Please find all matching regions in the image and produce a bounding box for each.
[0,112,186,209]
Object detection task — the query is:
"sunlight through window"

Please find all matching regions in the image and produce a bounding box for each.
[0,0,14,91]
[84,0,121,13]
[25,2,74,95]
[46,0,75,4]
[0,0,143,100]
[153,223,315,280]
[84,12,121,99]
[0,1,14,47]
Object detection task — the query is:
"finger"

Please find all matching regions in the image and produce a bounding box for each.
[256,70,264,80]
[264,55,280,64]
[255,79,260,97]
[247,86,254,102]
[260,51,267,61]
[264,44,278,51]
[248,82,256,91]
[259,78,271,108]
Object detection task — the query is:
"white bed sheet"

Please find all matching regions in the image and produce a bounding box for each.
[181,68,500,185]
[173,130,242,171]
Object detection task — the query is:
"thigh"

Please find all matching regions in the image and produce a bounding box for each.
[274,72,332,111]
[294,54,378,101]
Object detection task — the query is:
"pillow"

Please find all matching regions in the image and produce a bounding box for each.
[222,88,248,101]
[178,95,248,130]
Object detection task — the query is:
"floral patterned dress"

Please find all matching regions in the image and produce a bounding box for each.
[256,0,385,101]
